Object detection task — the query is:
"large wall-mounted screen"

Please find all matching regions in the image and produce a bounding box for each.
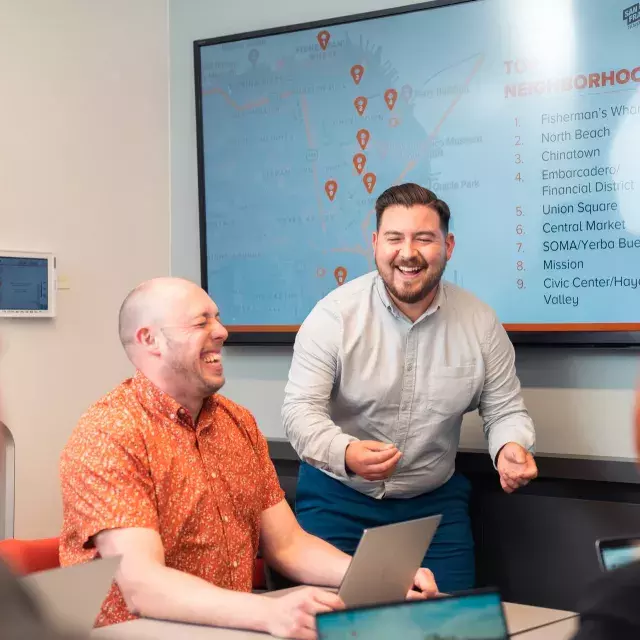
[194,0,640,345]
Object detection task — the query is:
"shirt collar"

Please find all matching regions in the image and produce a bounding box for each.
[132,370,217,428]
[375,272,445,323]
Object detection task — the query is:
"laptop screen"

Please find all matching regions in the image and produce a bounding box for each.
[600,543,640,571]
[317,590,509,640]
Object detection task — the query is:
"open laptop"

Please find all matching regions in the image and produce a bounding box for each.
[19,556,120,634]
[318,588,509,640]
[337,514,441,608]
[318,587,579,640]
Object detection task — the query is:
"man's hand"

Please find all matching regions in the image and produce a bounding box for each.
[496,442,538,493]
[406,567,439,600]
[265,587,345,640]
[345,440,402,481]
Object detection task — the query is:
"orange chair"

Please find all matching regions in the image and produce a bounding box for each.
[0,536,269,590]
[0,537,60,575]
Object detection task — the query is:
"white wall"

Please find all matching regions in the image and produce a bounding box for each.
[171,0,640,462]
[0,1,170,537]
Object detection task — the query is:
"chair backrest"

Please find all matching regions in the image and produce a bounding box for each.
[0,537,60,575]
[0,421,15,539]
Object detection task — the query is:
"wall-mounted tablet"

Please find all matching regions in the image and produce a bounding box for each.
[0,250,57,318]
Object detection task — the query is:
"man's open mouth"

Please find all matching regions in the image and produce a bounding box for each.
[396,265,424,278]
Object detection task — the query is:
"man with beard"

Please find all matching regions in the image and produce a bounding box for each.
[282,182,537,593]
[58,277,437,639]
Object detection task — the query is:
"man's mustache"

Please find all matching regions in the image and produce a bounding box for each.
[393,258,428,268]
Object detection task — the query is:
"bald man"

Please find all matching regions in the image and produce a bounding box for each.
[58,278,437,639]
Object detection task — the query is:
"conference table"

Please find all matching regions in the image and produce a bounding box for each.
[91,587,579,639]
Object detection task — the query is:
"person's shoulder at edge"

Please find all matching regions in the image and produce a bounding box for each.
[0,559,85,640]
[579,560,640,615]
[572,561,640,638]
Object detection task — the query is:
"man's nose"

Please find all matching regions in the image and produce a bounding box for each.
[399,241,418,258]
[215,323,229,342]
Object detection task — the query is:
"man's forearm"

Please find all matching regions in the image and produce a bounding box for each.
[118,560,272,631]
[265,530,351,588]
[282,398,357,479]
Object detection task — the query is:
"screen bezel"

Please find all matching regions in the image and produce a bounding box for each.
[193,0,640,347]
[0,250,56,318]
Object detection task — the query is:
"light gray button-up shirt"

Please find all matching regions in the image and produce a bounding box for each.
[282,271,535,499]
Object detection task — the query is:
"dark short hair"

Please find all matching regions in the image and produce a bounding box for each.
[375,182,451,233]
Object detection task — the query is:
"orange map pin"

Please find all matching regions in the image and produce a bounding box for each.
[317,30,330,50]
[353,153,366,175]
[354,96,368,116]
[356,129,370,150]
[363,172,377,194]
[334,266,347,286]
[350,64,364,85]
[384,88,398,110]
[325,179,338,201]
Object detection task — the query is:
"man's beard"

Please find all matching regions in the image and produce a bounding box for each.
[164,344,224,397]
[376,255,447,304]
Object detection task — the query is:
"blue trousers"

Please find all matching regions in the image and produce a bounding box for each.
[295,462,475,593]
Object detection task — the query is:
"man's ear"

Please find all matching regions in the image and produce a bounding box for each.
[135,327,161,356]
[445,232,455,260]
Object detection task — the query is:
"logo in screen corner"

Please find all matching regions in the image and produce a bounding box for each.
[623,3,640,29]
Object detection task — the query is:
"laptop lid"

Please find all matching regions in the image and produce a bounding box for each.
[20,556,120,634]
[318,588,509,640]
[338,514,441,608]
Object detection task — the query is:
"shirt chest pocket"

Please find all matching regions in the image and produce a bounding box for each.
[426,363,476,417]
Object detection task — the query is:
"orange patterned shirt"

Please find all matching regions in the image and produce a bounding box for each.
[59,371,285,628]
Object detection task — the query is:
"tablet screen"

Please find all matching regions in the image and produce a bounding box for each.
[317,590,508,640]
[0,256,48,311]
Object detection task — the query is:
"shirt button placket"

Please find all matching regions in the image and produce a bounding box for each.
[397,329,417,451]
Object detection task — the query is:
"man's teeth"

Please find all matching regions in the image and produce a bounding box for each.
[398,266,421,273]
[203,354,221,363]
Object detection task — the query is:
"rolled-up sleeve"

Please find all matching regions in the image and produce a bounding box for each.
[479,313,536,465]
[282,301,357,479]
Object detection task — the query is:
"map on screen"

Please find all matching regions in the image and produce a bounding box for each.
[196,0,640,334]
